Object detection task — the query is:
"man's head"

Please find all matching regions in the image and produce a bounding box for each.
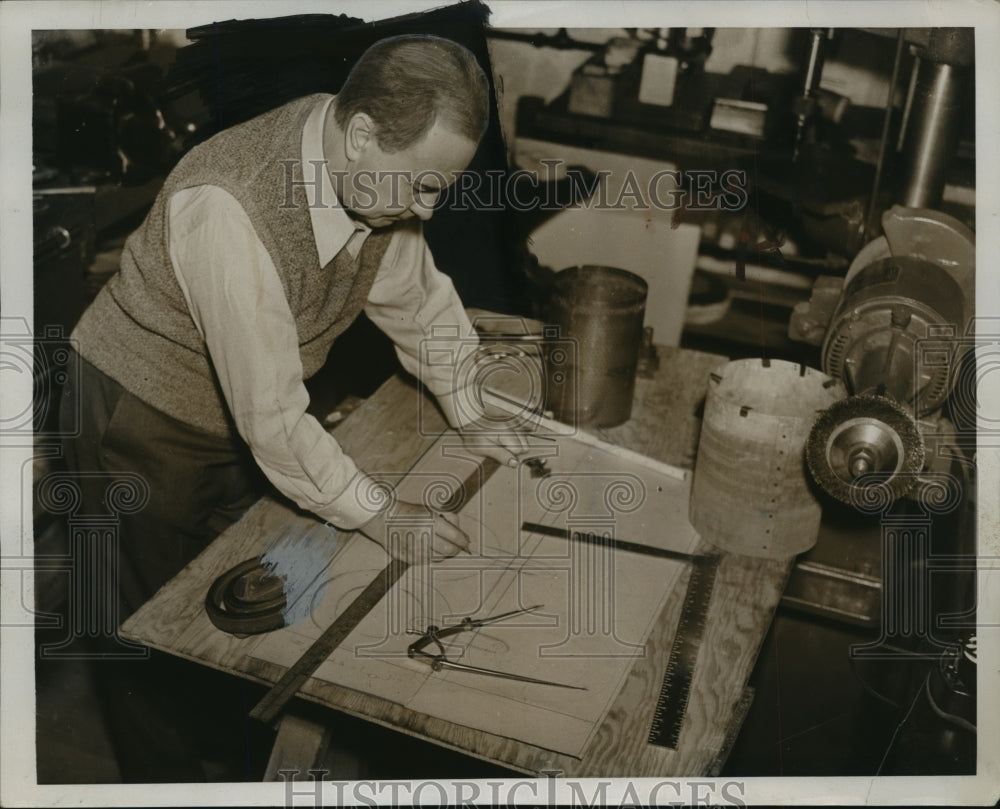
[335,34,489,153]
[328,35,490,228]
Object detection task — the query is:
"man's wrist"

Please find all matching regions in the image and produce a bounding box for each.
[435,382,482,431]
[319,471,392,530]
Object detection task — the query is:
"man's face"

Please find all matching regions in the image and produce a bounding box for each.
[343,120,478,229]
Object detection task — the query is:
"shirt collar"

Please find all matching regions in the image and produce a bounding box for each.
[301,94,371,266]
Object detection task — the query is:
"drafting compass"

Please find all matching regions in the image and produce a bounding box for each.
[406,605,586,690]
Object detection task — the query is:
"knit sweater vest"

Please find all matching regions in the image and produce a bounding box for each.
[72,94,392,438]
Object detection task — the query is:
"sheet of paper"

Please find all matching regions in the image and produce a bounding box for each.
[252,433,700,758]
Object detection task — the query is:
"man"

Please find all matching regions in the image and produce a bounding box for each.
[60,34,525,780]
[64,34,525,609]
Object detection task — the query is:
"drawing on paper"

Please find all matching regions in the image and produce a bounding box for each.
[251,432,700,758]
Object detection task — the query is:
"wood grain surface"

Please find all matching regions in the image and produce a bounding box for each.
[121,346,792,777]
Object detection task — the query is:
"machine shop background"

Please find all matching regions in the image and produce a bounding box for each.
[26,12,981,783]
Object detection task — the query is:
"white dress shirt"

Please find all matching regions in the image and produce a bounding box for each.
[167,95,477,529]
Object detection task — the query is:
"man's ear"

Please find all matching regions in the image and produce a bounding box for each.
[345,112,375,161]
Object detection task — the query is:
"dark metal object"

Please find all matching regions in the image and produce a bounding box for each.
[781,560,881,627]
[249,456,501,726]
[793,205,974,351]
[846,206,976,307]
[821,256,965,415]
[547,266,648,428]
[648,554,720,750]
[485,27,603,52]
[792,29,833,162]
[521,521,706,565]
[806,394,924,504]
[524,458,551,478]
[794,203,976,622]
[788,275,845,346]
[636,326,660,378]
[897,58,969,209]
[710,97,768,138]
[406,606,586,690]
[205,557,288,635]
[797,205,974,352]
[862,29,906,243]
[781,492,889,627]
[926,633,976,732]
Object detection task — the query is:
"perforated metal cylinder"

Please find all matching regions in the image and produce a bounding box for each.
[546,266,648,428]
[689,359,846,559]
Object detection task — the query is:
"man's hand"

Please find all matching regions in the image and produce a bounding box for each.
[457,420,533,468]
[357,500,470,564]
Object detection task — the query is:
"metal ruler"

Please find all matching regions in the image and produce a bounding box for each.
[647,553,720,750]
[521,521,704,565]
[250,455,501,726]
[521,518,719,750]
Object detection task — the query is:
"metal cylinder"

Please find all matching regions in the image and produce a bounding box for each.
[546,265,648,428]
[689,359,846,559]
[898,58,968,209]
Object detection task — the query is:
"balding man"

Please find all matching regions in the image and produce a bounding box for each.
[64,35,524,615]
[60,35,524,780]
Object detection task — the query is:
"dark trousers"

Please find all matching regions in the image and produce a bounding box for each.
[57,352,268,781]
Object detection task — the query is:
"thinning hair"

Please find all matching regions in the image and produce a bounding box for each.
[334,34,489,152]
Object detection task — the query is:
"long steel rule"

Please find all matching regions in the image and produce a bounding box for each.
[519,520,720,750]
[647,554,720,750]
[520,521,707,564]
[250,456,501,726]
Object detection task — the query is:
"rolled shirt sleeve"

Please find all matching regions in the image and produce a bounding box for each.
[167,185,385,529]
[364,218,482,430]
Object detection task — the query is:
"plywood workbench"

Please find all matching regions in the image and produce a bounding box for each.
[120,345,792,777]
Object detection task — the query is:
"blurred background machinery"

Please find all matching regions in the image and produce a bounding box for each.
[504,23,977,772]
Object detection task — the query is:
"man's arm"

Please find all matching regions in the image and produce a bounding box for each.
[167,185,468,559]
[364,220,529,465]
[363,219,478,427]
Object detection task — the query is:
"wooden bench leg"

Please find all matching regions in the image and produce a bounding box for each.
[263,710,371,781]
[263,712,331,781]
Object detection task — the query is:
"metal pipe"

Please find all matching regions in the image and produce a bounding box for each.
[696,255,814,291]
[802,30,827,95]
[485,27,602,52]
[792,29,831,163]
[898,58,968,208]
[862,28,906,244]
[897,54,920,153]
